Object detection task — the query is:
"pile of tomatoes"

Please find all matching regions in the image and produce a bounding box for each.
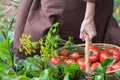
[50,44,120,72]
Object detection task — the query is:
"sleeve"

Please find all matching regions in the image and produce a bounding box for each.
[13,0,33,58]
[82,0,102,3]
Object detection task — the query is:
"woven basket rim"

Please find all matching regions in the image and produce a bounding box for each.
[76,43,120,50]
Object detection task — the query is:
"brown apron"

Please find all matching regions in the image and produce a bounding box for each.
[14,0,120,58]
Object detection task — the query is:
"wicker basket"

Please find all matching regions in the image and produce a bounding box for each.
[76,34,120,80]
[76,43,120,80]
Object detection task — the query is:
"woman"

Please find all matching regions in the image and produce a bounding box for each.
[14,0,120,58]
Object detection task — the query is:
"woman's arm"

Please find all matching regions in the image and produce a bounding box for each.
[84,2,95,21]
[80,2,97,41]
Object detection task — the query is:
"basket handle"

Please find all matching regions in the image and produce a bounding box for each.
[85,33,92,75]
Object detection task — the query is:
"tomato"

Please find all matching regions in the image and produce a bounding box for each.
[90,62,100,72]
[77,58,86,70]
[112,62,120,70]
[50,56,61,65]
[60,57,64,62]
[64,58,76,65]
[60,50,70,57]
[100,47,120,63]
[89,44,100,63]
[69,51,80,60]
[107,47,120,63]
[106,67,112,72]
[100,50,109,63]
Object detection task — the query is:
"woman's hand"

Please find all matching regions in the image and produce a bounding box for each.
[80,18,97,41]
[80,2,96,41]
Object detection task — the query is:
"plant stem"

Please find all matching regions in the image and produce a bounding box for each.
[0,58,17,75]
[8,38,14,69]
[7,38,18,75]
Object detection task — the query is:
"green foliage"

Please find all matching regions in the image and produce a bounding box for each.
[38,22,74,70]
[62,63,85,80]
[39,63,86,80]
[114,70,120,80]
[0,17,17,80]
[0,6,16,65]
[94,58,115,80]
[0,38,12,67]
[0,17,15,43]
[39,69,54,80]
[44,22,60,52]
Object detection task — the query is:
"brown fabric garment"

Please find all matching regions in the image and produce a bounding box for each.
[83,0,102,3]
[14,0,120,58]
[104,16,120,46]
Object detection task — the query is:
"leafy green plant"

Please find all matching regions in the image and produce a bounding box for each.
[0,17,18,80]
[94,58,115,80]
[0,17,15,43]
[39,63,86,80]
[39,22,62,69]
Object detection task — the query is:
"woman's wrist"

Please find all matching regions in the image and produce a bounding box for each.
[83,17,94,23]
[84,2,95,20]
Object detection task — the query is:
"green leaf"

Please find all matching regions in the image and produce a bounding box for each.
[20,58,42,78]
[94,58,115,80]
[64,64,80,76]
[63,74,69,80]
[2,75,17,80]
[8,31,14,43]
[39,69,54,80]
[94,74,105,80]
[2,30,7,39]
[17,67,26,76]
[8,17,15,31]
[0,35,5,43]
[101,58,115,68]
[58,63,85,79]
[17,76,31,80]
[0,70,7,77]
[0,57,14,75]
[0,38,12,66]
[31,78,40,80]
[114,70,120,80]
[94,65,106,75]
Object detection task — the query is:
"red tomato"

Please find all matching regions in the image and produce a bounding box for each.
[77,58,86,70]
[90,62,100,72]
[100,50,109,63]
[60,50,70,57]
[107,47,120,63]
[106,67,112,72]
[69,51,80,60]
[64,59,76,65]
[89,44,100,63]
[112,62,120,70]
[60,57,64,62]
[50,56,61,65]
[100,47,120,63]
